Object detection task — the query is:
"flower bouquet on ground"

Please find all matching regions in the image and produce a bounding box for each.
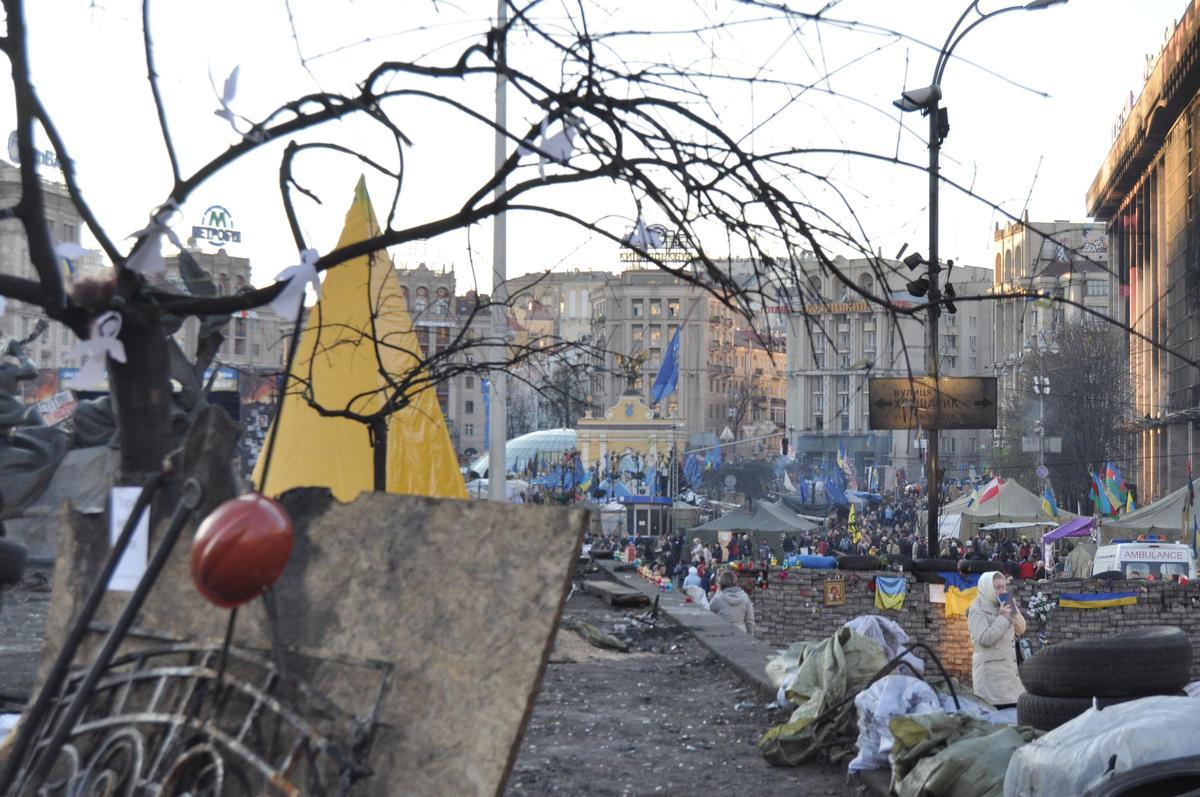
[1027,591,1055,649]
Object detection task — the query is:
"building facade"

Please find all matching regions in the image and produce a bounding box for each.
[990,217,1116,410]
[781,257,996,483]
[1087,1,1200,500]
[587,267,787,448]
[164,248,292,372]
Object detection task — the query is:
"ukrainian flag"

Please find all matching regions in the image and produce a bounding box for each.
[1058,591,1138,609]
[939,571,980,617]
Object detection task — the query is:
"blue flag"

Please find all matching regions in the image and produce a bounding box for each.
[651,327,681,405]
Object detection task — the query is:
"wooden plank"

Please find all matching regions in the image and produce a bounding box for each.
[580,580,650,606]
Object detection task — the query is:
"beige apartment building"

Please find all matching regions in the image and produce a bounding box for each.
[1086,4,1200,501]
[782,256,995,484]
[587,267,787,449]
[990,217,1117,404]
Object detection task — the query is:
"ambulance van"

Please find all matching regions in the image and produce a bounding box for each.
[1091,541,1197,580]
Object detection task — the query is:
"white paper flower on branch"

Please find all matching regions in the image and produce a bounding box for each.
[125,203,183,275]
[66,311,126,389]
[625,215,664,251]
[211,65,265,143]
[517,116,580,180]
[270,249,321,319]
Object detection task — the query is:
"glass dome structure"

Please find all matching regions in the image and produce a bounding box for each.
[469,428,577,477]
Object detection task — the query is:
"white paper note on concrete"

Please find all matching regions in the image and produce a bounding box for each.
[108,486,149,591]
[928,583,946,604]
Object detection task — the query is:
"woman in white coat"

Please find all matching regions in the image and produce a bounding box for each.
[967,570,1027,707]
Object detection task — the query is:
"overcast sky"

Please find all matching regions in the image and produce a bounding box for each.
[9,0,1183,293]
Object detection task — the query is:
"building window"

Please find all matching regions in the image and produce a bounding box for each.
[969,356,978,371]
[650,326,662,346]
[810,376,823,430]
[650,299,661,318]
[969,315,977,330]
[464,423,474,436]
[465,400,475,414]
[632,299,644,318]
[465,375,475,390]
[836,375,850,431]
[1086,280,1109,296]
[632,325,644,344]
[667,299,680,318]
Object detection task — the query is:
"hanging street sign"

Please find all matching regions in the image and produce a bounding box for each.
[192,205,242,247]
[868,376,998,430]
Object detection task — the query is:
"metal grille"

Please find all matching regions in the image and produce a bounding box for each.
[14,643,380,796]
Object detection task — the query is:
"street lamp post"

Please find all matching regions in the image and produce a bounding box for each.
[894,0,1066,557]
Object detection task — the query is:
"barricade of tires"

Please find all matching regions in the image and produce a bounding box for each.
[1016,626,1193,731]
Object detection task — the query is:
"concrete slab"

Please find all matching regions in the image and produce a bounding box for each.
[579,579,649,607]
[23,407,589,797]
[596,560,779,700]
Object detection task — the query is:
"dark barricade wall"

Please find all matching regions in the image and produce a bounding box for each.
[734,569,1200,685]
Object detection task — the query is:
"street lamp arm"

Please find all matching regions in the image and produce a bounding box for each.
[935,1,1065,86]
[934,0,981,85]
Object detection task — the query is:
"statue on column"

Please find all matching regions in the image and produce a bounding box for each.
[616,350,647,395]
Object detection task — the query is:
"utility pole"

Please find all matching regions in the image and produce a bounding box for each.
[925,94,943,560]
[487,0,509,502]
[892,0,1066,557]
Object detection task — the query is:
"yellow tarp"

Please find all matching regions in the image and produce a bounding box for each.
[253,177,467,502]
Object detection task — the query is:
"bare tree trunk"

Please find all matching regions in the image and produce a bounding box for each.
[109,303,172,479]
[370,417,388,492]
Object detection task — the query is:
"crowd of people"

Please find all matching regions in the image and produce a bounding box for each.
[589,485,1092,588]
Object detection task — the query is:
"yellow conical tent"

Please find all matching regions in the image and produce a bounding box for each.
[253,177,468,501]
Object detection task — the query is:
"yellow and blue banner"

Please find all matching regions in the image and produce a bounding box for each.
[874,576,907,611]
[1058,591,1138,609]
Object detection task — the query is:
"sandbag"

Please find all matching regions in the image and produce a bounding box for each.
[1004,696,1200,796]
[849,675,941,773]
[843,614,924,676]
[890,713,1036,797]
[896,722,1035,797]
[759,627,889,766]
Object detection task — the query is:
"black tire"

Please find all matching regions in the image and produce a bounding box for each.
[1092,570,1126,581]
[1017,692,1190,733]
[913,570,946,584]
[1019,627,1193,698]
[0,538,27,585]
[1081,753,1200,797]
[835,554,880,571]
[958,559,996,574]
[913,558,959,573]
[886,554,916,571]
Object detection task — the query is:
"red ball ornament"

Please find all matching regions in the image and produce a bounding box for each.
[191,493,294,609]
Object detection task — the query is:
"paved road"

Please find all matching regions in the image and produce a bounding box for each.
[505,589,860,796]
[0,566,52,708]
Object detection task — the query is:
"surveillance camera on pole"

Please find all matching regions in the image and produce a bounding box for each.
[893,85,942,113]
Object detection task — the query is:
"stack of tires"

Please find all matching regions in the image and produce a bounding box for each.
[1016,626,1193,731]
[910,558,992,583]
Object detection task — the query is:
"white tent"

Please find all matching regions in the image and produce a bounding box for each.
[1101,484,1197,543]
[957,479,1075,540]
